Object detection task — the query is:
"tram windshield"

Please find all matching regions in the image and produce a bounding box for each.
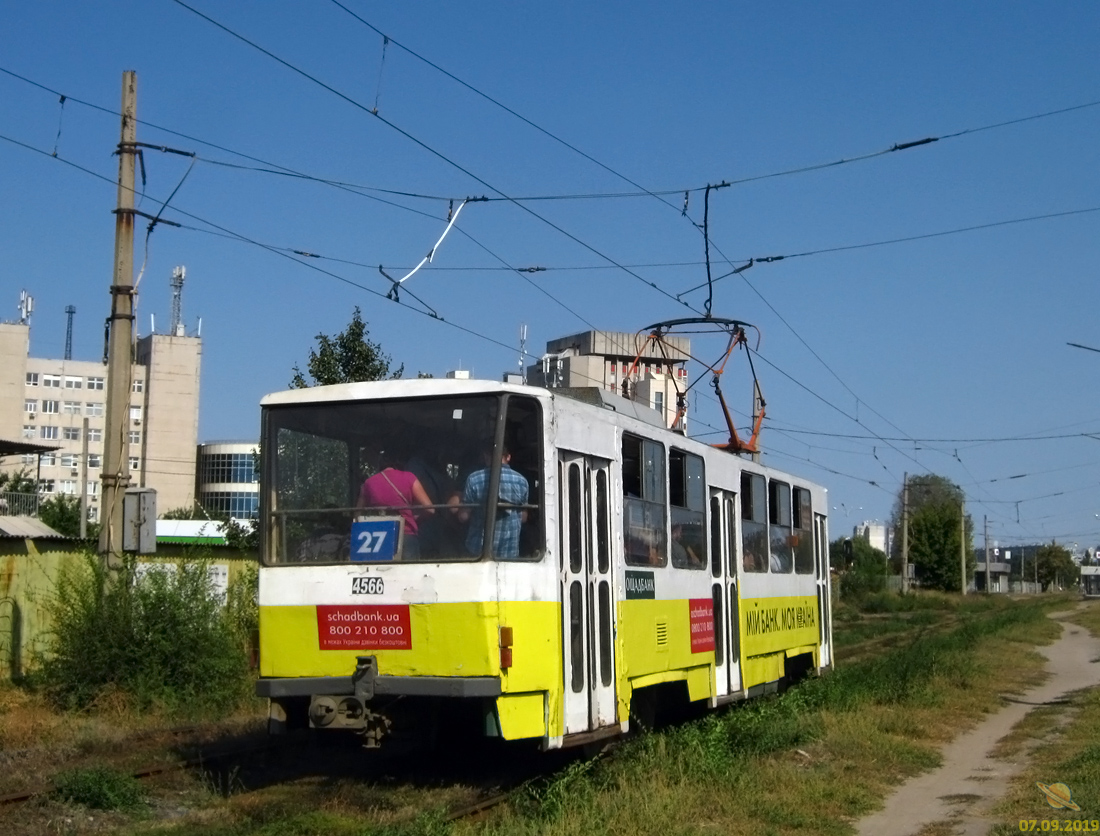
[262,393,543,564]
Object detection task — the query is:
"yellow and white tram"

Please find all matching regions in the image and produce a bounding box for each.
[255,378,832,749]
[1081,564,1100,598]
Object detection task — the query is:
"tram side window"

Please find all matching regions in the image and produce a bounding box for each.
[793,487,814,574]
[500,395,544,560]
[769,480,793,573]
[740,472,767,572]
[623,433,667,566]
[710,496,722,577]
[669,449,706,569]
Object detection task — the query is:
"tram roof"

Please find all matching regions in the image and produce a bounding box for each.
[261,380,661,429]
[260,377,544,407]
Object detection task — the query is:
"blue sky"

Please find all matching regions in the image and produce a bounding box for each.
[2,2,1099,548]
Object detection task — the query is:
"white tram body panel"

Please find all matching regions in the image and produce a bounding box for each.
[255,378,831,748]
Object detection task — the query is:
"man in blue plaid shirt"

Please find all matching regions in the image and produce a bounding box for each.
[460,448,529,558]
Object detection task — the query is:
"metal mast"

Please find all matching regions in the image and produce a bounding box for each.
[64,305,76,360]
[170,266,185,336]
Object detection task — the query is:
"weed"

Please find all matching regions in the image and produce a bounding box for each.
[53,765,144,810]
[518,756,602,821]
[38,552,252,716]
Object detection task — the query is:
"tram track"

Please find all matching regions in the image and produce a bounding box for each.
[0,732,287,808]
[0,723,577,834]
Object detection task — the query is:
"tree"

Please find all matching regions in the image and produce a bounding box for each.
[38,493,99,539]
[0,468,37,494]
[830,535,888,598]
[1028,543,1078,591]
[162,504,203,520]
[891,474,974,592]
[290,307,402,387]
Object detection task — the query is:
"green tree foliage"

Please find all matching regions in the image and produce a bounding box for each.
[290,306,402,388]
[830,536,889,598]
[41,554,251,714]
[1027,542,1078,591]
[280,308,406,520]
[161,504,203,520]
[892,474,975,592]
[37,493,86,537]
[0,468,37,493]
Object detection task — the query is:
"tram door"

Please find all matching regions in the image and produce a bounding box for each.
[814,513,832,668]
[559,453,617,734]
[709,489,742,697]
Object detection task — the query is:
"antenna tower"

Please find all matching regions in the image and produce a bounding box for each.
[18,290,34,325]
[518,324,528,383]
[64,305,76,360]
[170,266,186,336]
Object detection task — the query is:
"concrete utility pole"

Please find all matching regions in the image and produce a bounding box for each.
[960,500,967,595]
[900,473,909,593]
[983,515,990,594]
[99,71,137,569]
[80,417,89,540]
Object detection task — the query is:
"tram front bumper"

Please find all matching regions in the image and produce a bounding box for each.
[255,674,502,700]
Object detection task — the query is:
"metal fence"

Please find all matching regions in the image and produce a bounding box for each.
[0,493,39,516]
[882,575,1047,595]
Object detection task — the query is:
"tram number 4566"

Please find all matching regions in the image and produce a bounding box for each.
[351,576,384,595]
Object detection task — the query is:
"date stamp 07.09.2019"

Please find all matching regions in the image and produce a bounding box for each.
[1018,822,1098,832]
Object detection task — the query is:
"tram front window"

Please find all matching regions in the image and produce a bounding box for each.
[264,394,543,563]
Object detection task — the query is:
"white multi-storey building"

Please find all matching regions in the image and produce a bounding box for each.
[854,520,889,555]
[196,441,259,520]
[0,321,201,518]
[526,330,690,430]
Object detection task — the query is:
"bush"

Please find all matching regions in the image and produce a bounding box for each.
[54,765,144,810]
[837,537,889,600]
[40,553,252,715]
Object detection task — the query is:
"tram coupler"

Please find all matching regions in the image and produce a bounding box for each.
[358,710,393,748]
[352,655,378,699]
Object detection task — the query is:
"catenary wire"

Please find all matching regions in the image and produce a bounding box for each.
[0,67,598,327]
[165,0,703,317]
[6,68,1091,525]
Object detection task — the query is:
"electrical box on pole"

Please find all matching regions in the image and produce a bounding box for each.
[122,488,157,554]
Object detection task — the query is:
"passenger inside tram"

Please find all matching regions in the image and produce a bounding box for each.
[457,447,530,559]
[356,448,435,560]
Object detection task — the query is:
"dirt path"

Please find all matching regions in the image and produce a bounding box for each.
[855,608,1100,836]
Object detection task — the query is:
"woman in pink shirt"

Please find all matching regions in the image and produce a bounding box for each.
[357,459,435,559]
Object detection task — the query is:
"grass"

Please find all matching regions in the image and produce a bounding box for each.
[985,600,1100,833]
[449,595,1059,836]
[53,766,145,811]
[1,593,1076,836]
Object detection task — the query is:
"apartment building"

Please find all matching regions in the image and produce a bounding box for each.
[0,322,202,518]
[526,330,691,430]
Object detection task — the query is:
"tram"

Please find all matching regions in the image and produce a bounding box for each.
[1081,564,1100,598]
[254,376,832,749]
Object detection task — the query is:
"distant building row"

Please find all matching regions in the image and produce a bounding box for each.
[0,322,258,520]
[2,325,693,522]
